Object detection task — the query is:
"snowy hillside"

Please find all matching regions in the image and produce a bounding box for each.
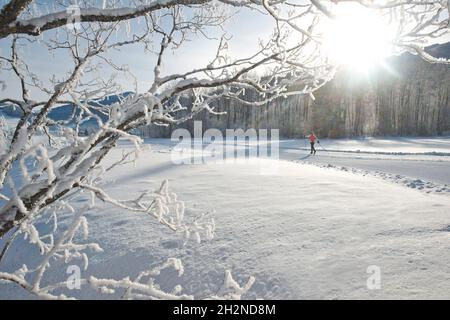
[0,92,133,132]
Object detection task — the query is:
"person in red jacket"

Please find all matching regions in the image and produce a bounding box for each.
[308,132,319,155]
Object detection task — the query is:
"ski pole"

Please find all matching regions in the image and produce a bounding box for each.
[318,141,327,152]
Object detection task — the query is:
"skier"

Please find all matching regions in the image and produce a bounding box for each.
[308,132,319,155]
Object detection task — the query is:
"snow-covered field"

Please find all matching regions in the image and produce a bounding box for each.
[281,137,450,189]
[1,137,450,299]
[281,136,450,154]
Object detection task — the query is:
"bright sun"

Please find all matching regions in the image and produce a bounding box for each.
[322,4,396,71]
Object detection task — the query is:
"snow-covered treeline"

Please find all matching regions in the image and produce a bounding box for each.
[137,44,450,139]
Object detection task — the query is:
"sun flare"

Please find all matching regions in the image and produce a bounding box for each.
[322,4,396,71]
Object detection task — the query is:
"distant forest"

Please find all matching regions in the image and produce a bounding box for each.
[137,44,450,139]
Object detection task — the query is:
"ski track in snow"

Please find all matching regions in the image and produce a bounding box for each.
[145,137,450,194]
[292,160,450,195]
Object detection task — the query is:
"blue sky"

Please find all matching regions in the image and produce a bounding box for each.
[0,3,275,101]
[1,1,449,101]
